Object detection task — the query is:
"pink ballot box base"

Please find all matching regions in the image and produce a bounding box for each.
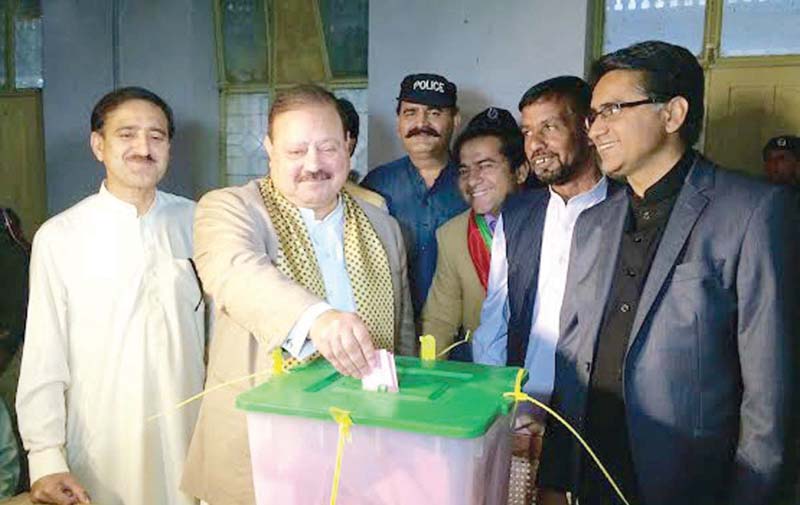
[237,357,525,505]
[246,412,513,504]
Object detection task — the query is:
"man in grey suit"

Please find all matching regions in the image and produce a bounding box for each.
[537,41,799,505]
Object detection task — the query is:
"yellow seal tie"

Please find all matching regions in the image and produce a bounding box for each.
[419,334,437,361]
[272,347,286,375]
[328,407,353,505]
[503,369,630,505]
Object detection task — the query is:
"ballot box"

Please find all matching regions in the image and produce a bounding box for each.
[237,355,524,505]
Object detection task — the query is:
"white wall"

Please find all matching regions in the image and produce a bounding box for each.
[368,0,592,168]
[42,0,219,214]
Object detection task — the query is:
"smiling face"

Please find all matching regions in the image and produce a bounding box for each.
[90,99,170,197]
[588,70,673,181]
[457,135,516,215]
[396,101,458,158]
[264,102,350,217]
[520,96,589,186]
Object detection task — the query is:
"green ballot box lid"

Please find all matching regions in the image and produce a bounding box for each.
[236,355,526,439]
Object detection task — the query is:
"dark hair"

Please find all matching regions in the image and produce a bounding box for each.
[268,84,345,140]
[518,75,592,120]
[591,40,704,147]
[452,123,526,173]
[337,98,360,147]
[91,86,175,139]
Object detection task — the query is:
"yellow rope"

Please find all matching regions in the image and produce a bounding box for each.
[328,407,353,505]
[504,369,630,505]
[147,348,288,423]
[419,330,472,361]
[436,330,471,359]
[146,368,271,422]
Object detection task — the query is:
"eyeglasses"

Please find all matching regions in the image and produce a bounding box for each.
[584,98,665,129]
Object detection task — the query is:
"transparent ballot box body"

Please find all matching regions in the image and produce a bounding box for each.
[236,355,525,505]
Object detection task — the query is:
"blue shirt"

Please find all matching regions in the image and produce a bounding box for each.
[362,156,468,316]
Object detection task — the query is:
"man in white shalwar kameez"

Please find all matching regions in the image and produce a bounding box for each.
[16,87,205,505]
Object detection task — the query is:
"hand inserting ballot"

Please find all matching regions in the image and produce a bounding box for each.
[310,309,378,378]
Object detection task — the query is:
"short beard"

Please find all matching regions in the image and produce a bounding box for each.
[535,161,578,186]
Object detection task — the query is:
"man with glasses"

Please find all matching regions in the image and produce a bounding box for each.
[538,41,798,505]
[420,107,528,361]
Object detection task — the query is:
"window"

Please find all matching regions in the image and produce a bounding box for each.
[1,0,43,90]
[601,0,706,56]
[215,0,369,185]
[720,0,800,56]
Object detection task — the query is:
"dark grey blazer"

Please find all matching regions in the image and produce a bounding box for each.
[538,154,799,505]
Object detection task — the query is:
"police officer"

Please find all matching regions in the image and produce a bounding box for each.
[362,73,467,322]
[763,135,800,187]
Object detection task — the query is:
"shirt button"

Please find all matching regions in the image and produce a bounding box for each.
[620,303,631,313]
[641,210,652,220]
[633,235,643,243]
[625,268,637,277]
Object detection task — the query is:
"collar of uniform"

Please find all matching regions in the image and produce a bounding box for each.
[406,156,458,191]
[97,181,161,218]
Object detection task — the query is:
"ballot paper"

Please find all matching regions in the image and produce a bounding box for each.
[361,349,399,393]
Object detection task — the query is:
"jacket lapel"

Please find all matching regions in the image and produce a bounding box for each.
[627,158,713,352]
[520,192,550,314]
[506,190,550,366]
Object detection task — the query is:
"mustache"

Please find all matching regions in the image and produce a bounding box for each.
[406,126,440,138]
[125,154,157,163]
[297,171,333,182]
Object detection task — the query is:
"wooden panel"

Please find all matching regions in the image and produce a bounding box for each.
[0,93,46,236]
[272,0,326,84]
[705,65,800,176]
[774,85,800,134]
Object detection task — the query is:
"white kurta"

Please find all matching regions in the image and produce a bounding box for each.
[16,184,205,505]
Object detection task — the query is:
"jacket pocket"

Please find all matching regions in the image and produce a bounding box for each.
[671,259,724,282]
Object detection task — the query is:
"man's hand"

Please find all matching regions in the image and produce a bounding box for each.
[31,472,91,504]
[309,310,378,378]
[537,488,569,505]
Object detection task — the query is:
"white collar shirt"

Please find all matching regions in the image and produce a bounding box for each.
[473,177,608,408]
[16,183,205,505]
